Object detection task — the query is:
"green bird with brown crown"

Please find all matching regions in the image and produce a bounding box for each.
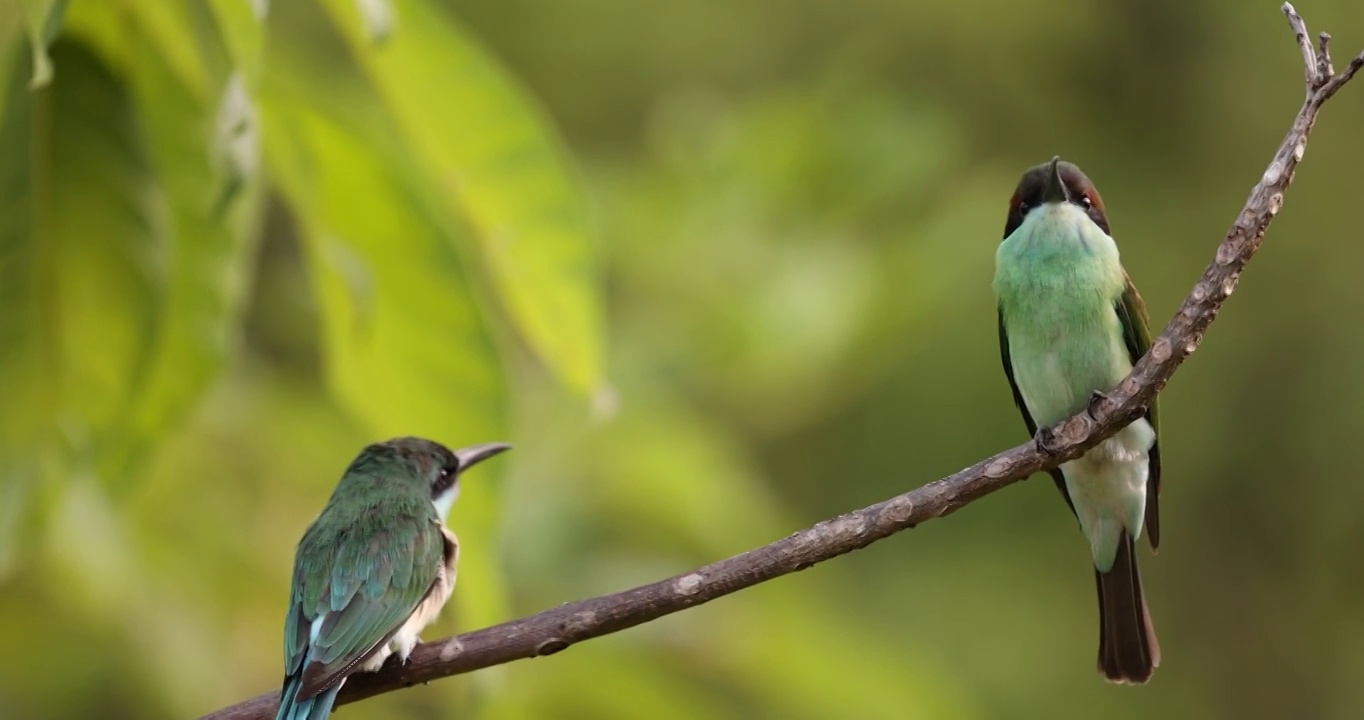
[993,157,1163,683]
[277,437,511,719]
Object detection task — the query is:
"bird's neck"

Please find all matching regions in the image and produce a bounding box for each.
[432,484,459,523]
[1007,202,1117,258]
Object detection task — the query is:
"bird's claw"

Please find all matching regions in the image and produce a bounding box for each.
[1086,389,1112,421]
[404,636,424,664]
[1034,426,1062,457]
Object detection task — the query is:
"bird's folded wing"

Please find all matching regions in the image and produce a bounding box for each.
[284,507,444,700]
[998,306,1075,516]
[1115,272,1161,550]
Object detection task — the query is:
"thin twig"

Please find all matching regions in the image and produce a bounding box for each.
[1284,3,1322,89]
[200,7,1363,719]
[1317,32,1335,78]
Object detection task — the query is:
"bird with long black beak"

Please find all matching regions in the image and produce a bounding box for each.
[276,438,512,718]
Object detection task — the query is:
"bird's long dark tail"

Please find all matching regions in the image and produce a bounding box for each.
[276,673,342,720]
[1095,530,1160,684]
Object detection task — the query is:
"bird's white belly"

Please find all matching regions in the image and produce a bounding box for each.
[360,527,460,671]
[1061,418,1155,570]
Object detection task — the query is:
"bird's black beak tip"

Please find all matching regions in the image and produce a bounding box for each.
[1042,155,1068,203]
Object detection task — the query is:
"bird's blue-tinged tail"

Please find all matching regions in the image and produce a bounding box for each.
[276,673,342,720]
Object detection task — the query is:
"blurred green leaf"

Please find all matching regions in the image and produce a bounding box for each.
[0,4,22,92]
[207,0,268,212]
[261,39,511,631]
[261,88,504,474]
[125,1,211,97]
[18,0,66,87]
[45,476,228,716]
[0,41,162,476]
[0,38,36,426]
[55,2,265,485]
[208,0,265,81]
[207,72,256,213]
[589,393,785,557]
[353,0,394,44]
[0,41,42,576]
[319,0,606,395]
[104,29,263,485]
[605,84,968,434]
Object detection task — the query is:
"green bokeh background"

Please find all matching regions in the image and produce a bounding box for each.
[2,1,1362,719]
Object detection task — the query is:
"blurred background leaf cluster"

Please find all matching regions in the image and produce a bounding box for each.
[2,1,1363,719]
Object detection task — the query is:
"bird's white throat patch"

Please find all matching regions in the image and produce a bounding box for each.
[432,483,459,522]
[1014,201,1115,255]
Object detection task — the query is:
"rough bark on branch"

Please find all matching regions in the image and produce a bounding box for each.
[201,6,1363,719]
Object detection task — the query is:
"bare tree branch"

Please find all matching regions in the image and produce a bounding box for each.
[201,6,1363,719]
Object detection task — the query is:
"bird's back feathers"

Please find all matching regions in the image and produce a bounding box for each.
[277,495,445,719]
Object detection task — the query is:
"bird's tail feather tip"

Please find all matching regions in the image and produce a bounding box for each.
[276,677,341,720]
[1095,530,1161,684]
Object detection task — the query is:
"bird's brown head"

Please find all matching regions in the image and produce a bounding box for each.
[1003,156,1112,239]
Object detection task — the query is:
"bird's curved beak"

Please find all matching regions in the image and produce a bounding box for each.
[1042,155,1069,204]
[454,442,512,471]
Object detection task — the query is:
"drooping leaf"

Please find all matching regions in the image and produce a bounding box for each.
[121,1,212,97]
[262,103,504,459]
[207,0,265,81]
[97,23,264,485]
[34,42,162,466]
[58,1,265,485]
[207,72,258,214]
[205,0,266,214]
[0,36,42,579]
[318,0,606,395]
[260,23,511,628]
[0,3,27,109]
[18,0,67,87]
[0,40,162,570]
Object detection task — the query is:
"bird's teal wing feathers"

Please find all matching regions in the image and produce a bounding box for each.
[282,502,444,702]
[1114,272,1161,550]
[998,307,1076,516]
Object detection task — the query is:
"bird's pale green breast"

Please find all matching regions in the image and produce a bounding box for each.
[994,204,1132,426]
